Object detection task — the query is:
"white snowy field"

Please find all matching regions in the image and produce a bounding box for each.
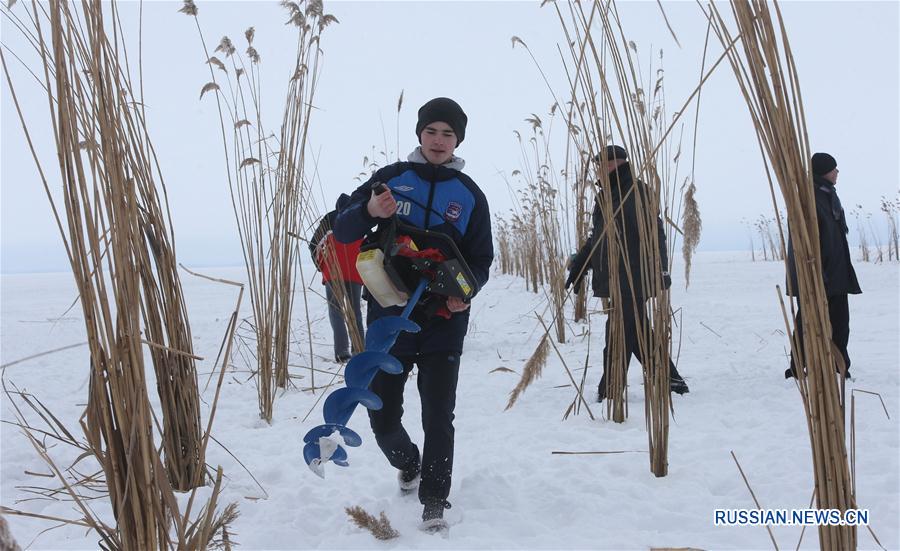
[1,251,898,550]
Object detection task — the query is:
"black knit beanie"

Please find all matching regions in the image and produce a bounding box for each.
[811,152,837,177]
[604,145,628,161]
[416,97,467,146]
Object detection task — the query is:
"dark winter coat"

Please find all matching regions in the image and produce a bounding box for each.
[786,175,861,297]
[569,163,669,300]
[333,155,493,356]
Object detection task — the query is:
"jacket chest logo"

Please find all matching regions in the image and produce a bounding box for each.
[444,201,463,222]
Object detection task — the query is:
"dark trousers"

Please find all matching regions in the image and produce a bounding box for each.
[789,293,851,375]
[368,353,460,506]
[602,294,680,383]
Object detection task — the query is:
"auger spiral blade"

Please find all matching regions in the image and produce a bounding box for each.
[343,351,404,389]
[303,437,349,478]
[365,316,421,353]
[302,279,429,476]
[303,424,363,447]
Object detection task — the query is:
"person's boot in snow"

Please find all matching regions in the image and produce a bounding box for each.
[785,366,851,380]
[596,376,607,403]
[419,500,450,535]
[398,463,420,496]
[670,372,690,395]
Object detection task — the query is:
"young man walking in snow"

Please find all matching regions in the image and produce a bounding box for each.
[565,145,689,402]
[333,97,493,533]
[784,152,861,379]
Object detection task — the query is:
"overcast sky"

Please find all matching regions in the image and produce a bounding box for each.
[2,1,898,273]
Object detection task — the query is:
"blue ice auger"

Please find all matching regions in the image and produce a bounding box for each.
[303,186,478,478]
[302,278,427,478]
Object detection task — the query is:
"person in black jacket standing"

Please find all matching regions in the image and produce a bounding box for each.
[566,145,689,402]
[333,97,492,533]
[785,152,861,379]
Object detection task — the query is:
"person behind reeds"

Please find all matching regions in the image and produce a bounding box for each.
[332,97,493,534]
[784,152,861,379]
[309,194,366,363]
[565,145,690,402]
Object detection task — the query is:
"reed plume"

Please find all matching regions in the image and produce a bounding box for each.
[681,182,701,288]
[345,506,400,540]
[505,334,549,410]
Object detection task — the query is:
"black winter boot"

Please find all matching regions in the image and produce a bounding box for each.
[670,373,690,395]
[420,501,450,535]
[398,463,420,496]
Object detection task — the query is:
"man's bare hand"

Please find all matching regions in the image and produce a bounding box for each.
[367,186,398,218]
[446,296,470,313]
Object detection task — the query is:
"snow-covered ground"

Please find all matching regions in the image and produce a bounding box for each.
[2,251,898,550]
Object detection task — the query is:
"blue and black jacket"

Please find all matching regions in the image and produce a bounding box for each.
[333,154,493,356]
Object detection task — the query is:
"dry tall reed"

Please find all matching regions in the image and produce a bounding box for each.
[502,2,709,474]
[882,196,899,261]
[756,213,786,261]
[516,113,569,342]
[549,0,694,476]
[4,0,205,492]
[851,197,899,263]
[181,0,337,421]
[705,1,857,547]
[493,104,597,332]
[1,0,237,546]
[851,206,873,262]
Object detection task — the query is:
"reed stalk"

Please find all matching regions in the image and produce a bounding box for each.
[513,113,569,342]
[851,206,871,262]
[880,195,898,261]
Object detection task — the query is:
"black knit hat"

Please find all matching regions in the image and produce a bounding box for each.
[416,97,467,146]
[604,145,628,161]
[811,152,837,176]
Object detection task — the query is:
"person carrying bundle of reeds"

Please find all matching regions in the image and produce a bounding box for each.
[309,194,366,363]
[333,97,494,535]
[784,152,861,380]
[565,145,689,402]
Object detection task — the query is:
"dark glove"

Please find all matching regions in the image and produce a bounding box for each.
[662,271,672,290]
[565,266,584,295]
